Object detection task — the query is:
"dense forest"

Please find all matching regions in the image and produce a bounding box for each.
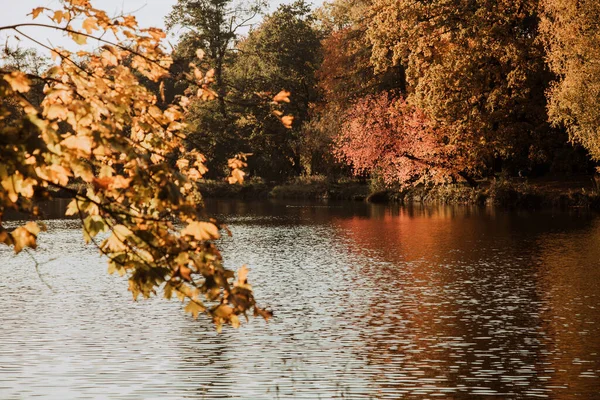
[5,0,600,188]
[164,0,600,185]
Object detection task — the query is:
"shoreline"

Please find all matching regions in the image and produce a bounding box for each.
[199,176,600,210]
[44,176,600,210]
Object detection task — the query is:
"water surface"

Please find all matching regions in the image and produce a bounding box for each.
[1,200,599,399]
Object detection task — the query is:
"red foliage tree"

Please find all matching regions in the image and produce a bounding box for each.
[335,92,467,187]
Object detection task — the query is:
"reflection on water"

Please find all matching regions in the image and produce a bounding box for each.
[1,200,600,398]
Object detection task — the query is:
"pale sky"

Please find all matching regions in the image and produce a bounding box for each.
[0,0,322,54]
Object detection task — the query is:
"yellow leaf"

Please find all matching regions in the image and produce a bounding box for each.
[48,165,71,186]
[83,215,106,243]
[137,249,154,263]
[212,304,233,318]
[187,168,202,180]
[82,17,98,34]
[70,161,94,182]
[196,49,205,59]
[176,159,189,170]
[24,221,42,236]
[70,32,87,45]
[11,227,37,254]
[1,176,18,203]
[4,71,31,93]
[113,225,132,241]
[103,233,127,252]
[45,104,68,120]
[100,50,118,67]
[181,221,220,241]
[108,261,118,275]
[184,300,205,319]
[237,265,249,286]
[194,68,203,81]
[159,81,165,102]
[62,135,93,155]
[13,175,36,199]
[174,252,190,266]
[65,199,79,216]
[164,283,174,299]
[0,227,13,246]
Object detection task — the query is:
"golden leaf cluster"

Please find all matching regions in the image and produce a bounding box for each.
[0,1,269,330]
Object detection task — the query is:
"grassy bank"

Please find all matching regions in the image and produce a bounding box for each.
[199,177,369,201]
[50,176,600,210]
[200,175,600,210]
[368,176,600,209]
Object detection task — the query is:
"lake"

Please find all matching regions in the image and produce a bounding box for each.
[1,200,600,399]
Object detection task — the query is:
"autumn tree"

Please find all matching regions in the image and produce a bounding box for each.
[228,0,322,179]
[309,0,406,177]
[365,0,557,178]
[335,92,466,186]
[0,1,272,330]
[540,0,600,161]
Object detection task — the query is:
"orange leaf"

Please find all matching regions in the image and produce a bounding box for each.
[273,90,291,103]
[122,15,137,28]
[29,7,47,20]
[52,10,65,24]
[82,17,98,34]
[93,177,113,190]
[180,266,193,281]
[227,168,245,185]
[281,115,294,129]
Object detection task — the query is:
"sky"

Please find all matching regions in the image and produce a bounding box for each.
[0,0,323,54]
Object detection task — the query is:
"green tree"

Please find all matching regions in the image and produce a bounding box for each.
[166,0,266,178]
[229,0,322,179]
[166,0,266,116]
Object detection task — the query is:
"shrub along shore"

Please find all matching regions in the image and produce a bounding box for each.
[197,176,600,210]
[47,176,600,210]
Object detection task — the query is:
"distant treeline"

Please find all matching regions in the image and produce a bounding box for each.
[5,0,600,188]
